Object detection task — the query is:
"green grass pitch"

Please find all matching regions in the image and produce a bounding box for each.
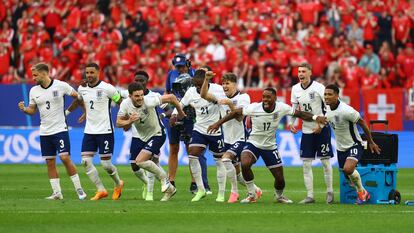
[1,164,413,233]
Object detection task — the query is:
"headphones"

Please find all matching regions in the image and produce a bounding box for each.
[172,54,191,68]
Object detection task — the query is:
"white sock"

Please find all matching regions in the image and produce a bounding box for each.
[223,159,238,193]
[189,155,205,192]
[349,170,364,192]
[215,158,226,197]
[50,178,62,194]
[134,169,148,185]
[137,160,167,180]
[83,157,105,192]
[275,189,284,198]
[146,171,155,193]
[237,172,247,187]
[321,159,333,193]
[245,180,256,196]
[101,159,122,186]
[303,160,314,198]
[70,174,83,191]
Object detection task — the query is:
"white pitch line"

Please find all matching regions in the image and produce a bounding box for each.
[1,210,414,214]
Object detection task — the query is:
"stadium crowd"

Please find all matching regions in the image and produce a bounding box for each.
[1,0,414,90]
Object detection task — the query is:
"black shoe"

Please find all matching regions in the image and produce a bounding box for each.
[170,181,176,187]
[189,182,197,194]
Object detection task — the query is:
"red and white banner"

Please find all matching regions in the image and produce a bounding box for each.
[362,89,403,130]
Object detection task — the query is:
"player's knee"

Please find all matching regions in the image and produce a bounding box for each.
[81,157,93,169]
[101,159,115,173]
[130,163,140,172]
[59,154,71,164]
[342,166,354,176]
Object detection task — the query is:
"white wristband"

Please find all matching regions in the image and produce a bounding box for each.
[312,115,318,121]
[65,110,71,116]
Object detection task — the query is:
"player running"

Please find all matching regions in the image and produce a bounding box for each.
[290,63,334,204]
[324,84,381,204]
[18,63,86,200]
[116,82,185,201]
[208,88,327,203]
[200,71,262,203]
[66,63,124,201]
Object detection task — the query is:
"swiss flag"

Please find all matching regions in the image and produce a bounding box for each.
[362,89,403,130]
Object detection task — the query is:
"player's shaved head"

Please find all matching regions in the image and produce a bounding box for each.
[31,63,49,73]
[264,87,277,96]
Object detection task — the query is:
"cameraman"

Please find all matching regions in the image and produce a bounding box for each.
[165,54,210,194]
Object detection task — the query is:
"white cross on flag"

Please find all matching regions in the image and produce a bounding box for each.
[363,89,403,130]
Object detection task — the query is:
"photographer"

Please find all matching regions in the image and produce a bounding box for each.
[165,54,211,194]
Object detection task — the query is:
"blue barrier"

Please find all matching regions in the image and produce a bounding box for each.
[1,127,413,167]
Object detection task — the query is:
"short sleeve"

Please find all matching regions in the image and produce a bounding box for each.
[242,104,255,116]
[144,93,162,107]
[106,83,120,102]
[345,106,361,123]
[280,102,295,116]
[290,87,298,104]
[120,89,129,99]
[118,101,128,117]
[180,87,192,106]
[61,81,75,96]
[77,86,83,101]
[238,94,250,108]
[316,84,325,103]
[210,84,226,101]
[29,89,36,106]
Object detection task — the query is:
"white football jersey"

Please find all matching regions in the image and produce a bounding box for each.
[291,80,326,134]
[180,83,227,136]
[220,92,250,144]
[242,102,295,150]
[325,101,362,151]
[118,91,164,141]
[78,81,120,134]
[29,79,74,136]
[120,89,128,99]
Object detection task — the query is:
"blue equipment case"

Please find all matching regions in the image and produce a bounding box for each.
[339,163,401,204]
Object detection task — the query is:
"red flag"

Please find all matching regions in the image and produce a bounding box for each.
[362,89,403,130]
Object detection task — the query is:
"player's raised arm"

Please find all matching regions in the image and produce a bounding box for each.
[200,70,218,103]
[207,108,243,134]
[357,118,381,154]
[18,101,37,115]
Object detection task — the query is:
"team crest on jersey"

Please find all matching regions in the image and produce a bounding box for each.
[232,100,237,105]
[309,92,315,100]
[273,113,279,120]
[53,90,58,97]
[97,90,103,99]
[334,115,340,123]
